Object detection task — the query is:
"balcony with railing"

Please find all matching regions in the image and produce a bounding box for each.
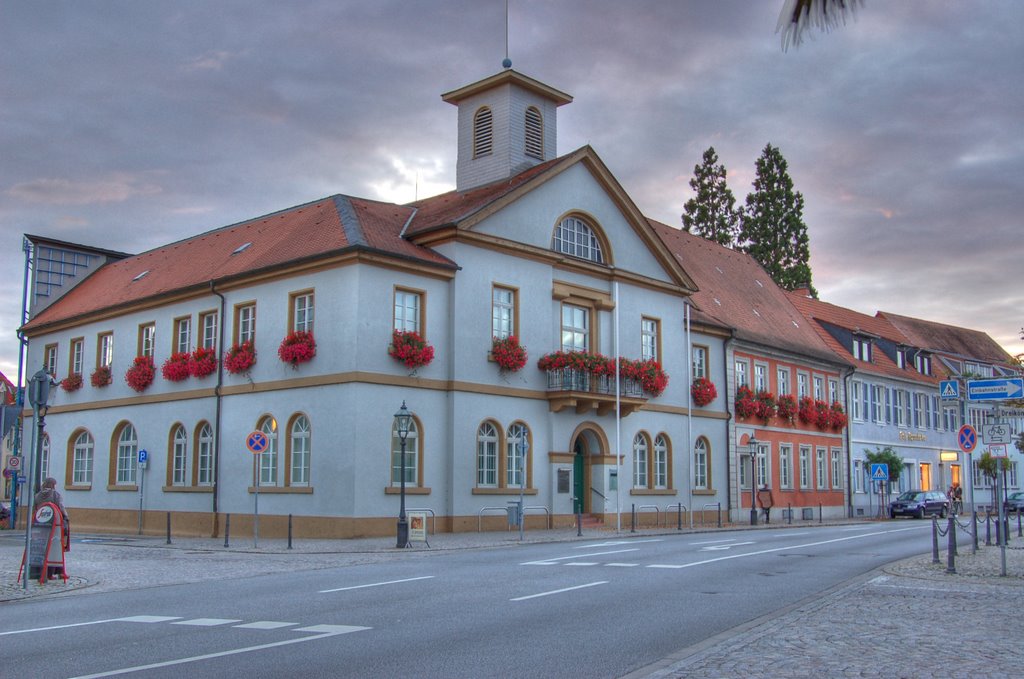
[543,368,647,417]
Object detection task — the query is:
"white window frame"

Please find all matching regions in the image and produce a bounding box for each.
[394,289,421,334]
[633,434,648,488]
[561,303,590,352]
[779,444,792,489]
[477,422,498,488]
[72,431,94,485]
[172,425,188,486]
[694,437,709,489]
[799,446,811,489]
[491,286,515,340]
[116,424,138,485]
[777,367,791,396]
[289,415,311,487]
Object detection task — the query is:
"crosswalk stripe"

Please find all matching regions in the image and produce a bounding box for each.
[171,618,243,626]
[233,621,298,630]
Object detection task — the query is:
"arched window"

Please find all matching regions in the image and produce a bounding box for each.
[525,106,543,159]
[171,424,188,486]
[506,423,530,488]
[70,430,94,486]
[114,423,138,486]
[552,216,605,263]
[654,434,670,489]
[694,437,710,489]
[473,106,493,158]
[195,422,214,486]
[289,415,311,486]
[391,417,420,487]
[633,433,649,488]
[257,416,278,486]
[477,421,499,488]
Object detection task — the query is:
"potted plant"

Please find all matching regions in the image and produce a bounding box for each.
[735,385,757,419]
[829,401,848,430]
[754,390,777,420]
[632,358,668,397]
[491,335,527,373]
[189,346,218,378]
[815,399,832,429]
[691,377,717,407]
[776,394,798,422]
[60,373,83,392]
[125,355,156,392]
[90,365,112,388]
[225,340,257,375]
[161,352,191,382]
[798,396,817,425]
[388,330,434,370]
[279,330,317,367]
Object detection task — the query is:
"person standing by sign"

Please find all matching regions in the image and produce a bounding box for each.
[34,477,70,551]
[757,484,774,524]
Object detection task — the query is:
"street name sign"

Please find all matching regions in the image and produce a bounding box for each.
[966,377,1024,402]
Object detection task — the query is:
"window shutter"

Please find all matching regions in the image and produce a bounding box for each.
[473,107,493,157]
[525,106,543,158]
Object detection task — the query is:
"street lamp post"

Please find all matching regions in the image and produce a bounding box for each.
[748,436,759,526]
[518,432,529,542]
[23,366,55,587]
[394,401,412,549]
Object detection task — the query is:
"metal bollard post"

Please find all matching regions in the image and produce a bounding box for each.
[946,515,957,573]
[717,503,722,528]
[677,504,682,531]
[972,510,978,553]
[1017,511,1022,538]
[576,510,582,536]
[787,503,792,525]
[931,515,940,564]
[985,512,991,546]
[224,513,231,548]
[819,504,823,524]
[166,511,172,545]
[631,504,636,533]
[287,513,293,550]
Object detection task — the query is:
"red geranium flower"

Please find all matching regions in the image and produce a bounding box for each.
[125,355,156,392]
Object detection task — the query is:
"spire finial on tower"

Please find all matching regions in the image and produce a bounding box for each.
[503,0,511,69]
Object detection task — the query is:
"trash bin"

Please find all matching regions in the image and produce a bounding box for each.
[507,501,522,527]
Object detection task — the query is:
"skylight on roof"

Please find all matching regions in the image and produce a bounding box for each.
[715,266,724,274]
[232,242,253,255]
[132,271,149,282]
[713,298,721,306]
[753,309,761,317]
[792,320,800,327]
[755,280,763,287]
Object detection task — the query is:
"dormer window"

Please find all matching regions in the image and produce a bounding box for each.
[552,216,605,264]
[852,336,872,362]
[895,346,908,369]
[525,106,543,159]
[915,353,931,376]
[473,106,493,158]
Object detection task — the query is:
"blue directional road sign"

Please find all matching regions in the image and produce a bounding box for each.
[966,377,1024,402]
[939,380,960,400]
[870,463,889,482]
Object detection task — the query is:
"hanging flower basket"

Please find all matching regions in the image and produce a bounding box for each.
[388,330,434,370]
[829,401,848,430]
[537,350,614,375]
[491,335,527,373]
[161,352,191,382]
[225,340,257,375]
[776,394,798,423]
[189,346,218,378]
[754,390,777,420]
[279,331,317,367]
[125,355,156,392]
[735,385,757,418]
[691,377,717,407]
[60,373,83,393]
[628,358,669,397]
[90,365,112,388]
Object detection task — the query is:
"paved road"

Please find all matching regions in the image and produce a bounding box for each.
[1,518,1021,678]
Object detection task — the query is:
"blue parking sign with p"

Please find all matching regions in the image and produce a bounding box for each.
[138,449,148,464]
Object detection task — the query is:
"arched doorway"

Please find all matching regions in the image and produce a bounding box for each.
[569,425,610,516]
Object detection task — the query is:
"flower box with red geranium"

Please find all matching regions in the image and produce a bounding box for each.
[189,347,218,378]
[691,377,717,407]
[225,341,257,375]
[388,330,434,370]
[491,335,527,373]
[60,373,83,393]
[829,401,848,430]
[735,385,757,419]
[279,331,317,368]
[125,355,156,392]
[90,365,112,388]
[754,390,777,420]
[630,358,669,397]
[776,394,798,423]
[161,352,191,382]
[815,399,832,429]
[798,396,817,424]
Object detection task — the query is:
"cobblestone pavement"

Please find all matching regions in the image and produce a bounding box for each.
[2,521,1021,678]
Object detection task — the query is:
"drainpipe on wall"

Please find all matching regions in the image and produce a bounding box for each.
[842,366,855,518]
[723,333,736,523]
[210,281,226,538]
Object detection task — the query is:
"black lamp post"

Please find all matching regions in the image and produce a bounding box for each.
[394,401,412,549]
[23,366,55,587]
[748,436,759,526]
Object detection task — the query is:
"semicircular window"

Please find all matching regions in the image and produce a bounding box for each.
[552,216,604,264]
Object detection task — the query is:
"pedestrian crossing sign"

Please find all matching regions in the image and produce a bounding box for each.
[870,463,889,482]
[940,380,959,400]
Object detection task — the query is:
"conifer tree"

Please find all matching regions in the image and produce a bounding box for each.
[681,146,740,247]
[739,143,816,295]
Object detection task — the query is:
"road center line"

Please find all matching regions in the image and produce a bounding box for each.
[68,627,370,678]
[689,538,736,545]
[319,575,434,593]
[511,581,608,601]
[0,618,141,637]
[521,548,639,565]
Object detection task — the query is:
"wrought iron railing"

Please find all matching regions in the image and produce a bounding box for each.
[544,369,643,398]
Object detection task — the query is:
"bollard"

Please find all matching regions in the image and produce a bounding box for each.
[576,510,582,536]
[677,504,682,531]
[166,511,172,545]
[946,515,957,573]
[224,513,231,548]
[1018,510,1022,538]
[931,515,940,564]
[972,510,978,554]
[819,504,823,524]
[787,503,792,525]
[287,513,293,550]
[631,504,636,533]
[985,512,991,546]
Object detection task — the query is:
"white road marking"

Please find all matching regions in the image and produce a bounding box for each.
[605,563,640,567]
[521,547,640,565]
[234,621,298,630]
[700,541,756,551]
[578,539,663,548]
[511,581,608,601]
[689,538,737,545]
[566,562,598,566]
[172,618,242,627]
[319,575,434,593]
[68,625,370,678]
[117,616,183,624]
[0,618,136,636]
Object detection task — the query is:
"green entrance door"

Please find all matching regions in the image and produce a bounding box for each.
[573,441,585,515]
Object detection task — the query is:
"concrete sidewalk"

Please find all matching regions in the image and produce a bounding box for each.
[2,520,1021,678]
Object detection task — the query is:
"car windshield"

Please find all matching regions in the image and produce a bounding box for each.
[897,492,924,501]
[1009,492,1024,501]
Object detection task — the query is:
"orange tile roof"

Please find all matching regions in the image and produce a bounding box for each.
[787,293,939,384]
[23,195,456,332]
[650,221,843,366]
[878,312,1019,368]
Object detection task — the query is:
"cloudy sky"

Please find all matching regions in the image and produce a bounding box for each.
[2,1,1022,382]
